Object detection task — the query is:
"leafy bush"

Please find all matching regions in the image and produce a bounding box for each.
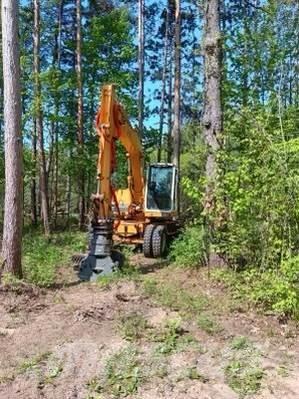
[212,261,299,318]
[170,225,208,268]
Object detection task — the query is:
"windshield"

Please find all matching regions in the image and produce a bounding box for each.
[146,166,173,211]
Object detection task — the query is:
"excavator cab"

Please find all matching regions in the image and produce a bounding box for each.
[145,164,178,217]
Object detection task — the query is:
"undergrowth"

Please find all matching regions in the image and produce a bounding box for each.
[224,336,264,398]
[212,260,299,318]
[143,278,208,316]
[22,229,86,287]
[87,346,143,398]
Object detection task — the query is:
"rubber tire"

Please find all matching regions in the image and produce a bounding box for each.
[143,224,155,258]
[152,225,167,258]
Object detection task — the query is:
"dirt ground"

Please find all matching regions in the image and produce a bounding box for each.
[0,256,298,399]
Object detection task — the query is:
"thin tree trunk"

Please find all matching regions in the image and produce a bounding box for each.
[1,0,23,277]
[76,0,85,229]
[53,0,64,227]
[167,54,173,163]
[31,120,37,225]
[138,0,145,139]
[34,0,50,236]
[202,0,223,262]
[171,0,181,170]
[157,8,169,162]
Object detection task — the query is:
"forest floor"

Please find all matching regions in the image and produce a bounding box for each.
[0,255,298,399]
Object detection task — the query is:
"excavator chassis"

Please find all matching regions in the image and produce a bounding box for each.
[78,221,121,281]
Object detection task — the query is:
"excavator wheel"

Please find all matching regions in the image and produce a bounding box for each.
[152,225,167,258]
[143,224,155,257]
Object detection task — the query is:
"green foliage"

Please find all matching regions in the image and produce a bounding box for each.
[197,314,221,335]
[212,264,299,318]
[87,346,143,398]
[143,278,208,316]
[18,352,52,374]
[225,336,263,397]
[117,313,149,341]
[170,225,208,268]
[225,360,264,398]
[23,230,86,287]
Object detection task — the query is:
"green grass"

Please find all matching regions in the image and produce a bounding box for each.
[117,312,150,341]
[211,267,299,319]
[143,278,208,316]
[150,318,199,355]
[197,314,222,335]
[18,351,52,374]
[224,336,264,397]
[231,336,250,350]
[225,361,264,397]
[22,230,86,286]
[87,346,143,398]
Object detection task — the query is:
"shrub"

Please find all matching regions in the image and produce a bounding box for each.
[170,225,208,268]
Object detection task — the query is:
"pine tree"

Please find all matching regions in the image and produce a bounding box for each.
[1,0,23,277]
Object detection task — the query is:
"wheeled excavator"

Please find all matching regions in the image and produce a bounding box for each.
[79,84,179,281]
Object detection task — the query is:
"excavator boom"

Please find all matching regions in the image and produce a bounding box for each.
[78,84,179,281]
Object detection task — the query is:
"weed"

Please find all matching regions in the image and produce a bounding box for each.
[225,360,263,397]
[96,259,140,288]
[143,278,208,316]
[43,361,64,384]
[151,318,198,355]
[185,367,209,382]
[87,346,143,398]
[224,336,264,397]
[211,267,299,319]
[170,225,208,268]
[197,314,222,335]
[231,336,250,350]
[18,351,52,374]
[117,312,149,341]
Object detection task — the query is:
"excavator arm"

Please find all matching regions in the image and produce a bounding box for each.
[79,84,144,280]
[93,84,144,222]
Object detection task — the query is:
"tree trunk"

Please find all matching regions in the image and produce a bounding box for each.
[171,0,181,171]
[157,8,169,162]
[167,55,173,163]
[34,0,50,236]
[138,0,145,139]
[1,0,23,277]
[53,0,64,227]
[76,0,85,229]
[31,120,37,225]
[202,0,223,260]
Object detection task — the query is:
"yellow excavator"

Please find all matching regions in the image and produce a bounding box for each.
[79,84,179,280]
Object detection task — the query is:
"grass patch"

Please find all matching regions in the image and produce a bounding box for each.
[23,230,86,286]
[143,278,208,316]
[231,336,250,350]
[225,361,264,397]
[117,312,149,341]
[176,366,209,383]
[197,314,222,335]
[18,351,52,374]
[96,263,140,289]
[87,346,143,398]
[224,336,264,397]
[150,318,199,355]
